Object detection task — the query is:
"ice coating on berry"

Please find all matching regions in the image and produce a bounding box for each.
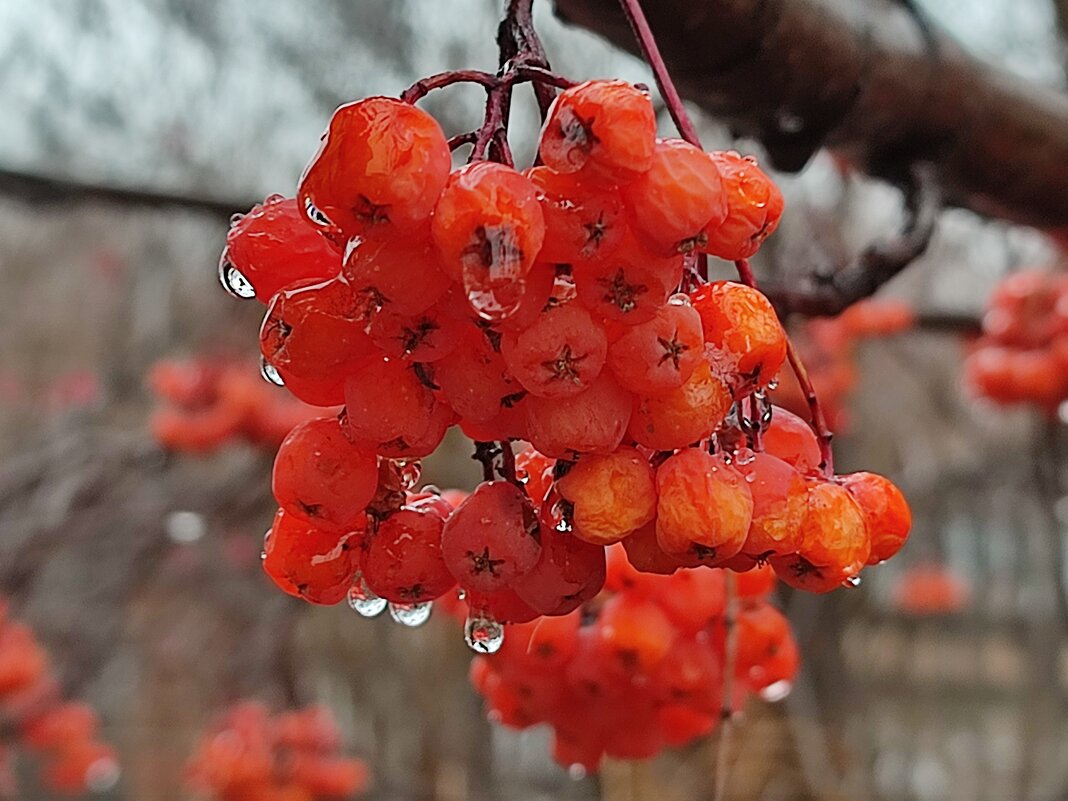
[655,449,753,565]
[441,481,541,592]
[298,97,450,242]
[703,151,785,261]
[431,162,545,321]
[556,447,657,544]
[691,281,787,393]
[538,79,656,186]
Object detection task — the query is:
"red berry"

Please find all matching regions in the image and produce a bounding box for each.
[441,481,541,592]
[501,301,607,398]
[342,357,436,448]
[690,281,786,393]
[513,523,606,615]
[702,151,784,261]
[627,361,732,451]
[298,97,450,242]
[527,166,626,262]
[656,449,753,565]
[606,299,703,394]
[272,416,378,532]
[432,162,545,320]
[525,373,631,457]
[363,503,455,603]
[623,139,727,255]
[538,80,656,186]
[763,406,822,472]
[223,196,340,302]
[342,231,452,318]
[836,472,911,564]
[555,446,657,544]
[573,233,683,325]
[262,509,360,605]
[736,452,807,558]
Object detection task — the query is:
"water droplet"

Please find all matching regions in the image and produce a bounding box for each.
[759,679,793,702]
[218,258,256,299]
[464,613,504,654]
[568,764,587,781]
[264,193,286,205]
[347,574,387,617]
[260,530,270,562]
[259,355,285,387]
[421,484,442,496]
[464,281,524,322]
[667,292,691,307]
[304,196,331,228]
[165,510,205,544]
[229,212,245,227]
[393,459,422,490]
[733,447,756,466]
[842,575,862,589]
[457,588,467,601]
[389,600,433,627]
[766,378,779,391]
[85,756,121,792]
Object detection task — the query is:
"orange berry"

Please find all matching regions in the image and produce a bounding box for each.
[556,446,657,544]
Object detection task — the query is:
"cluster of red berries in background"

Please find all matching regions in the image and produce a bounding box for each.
[218,75,911,652]
[457,553,795,771]
[148,357,326,453]
[772,299,914,430]
[964,268,1068,412]
[186,701,369,801]
[892,564,971,617]
[0,601,118,796]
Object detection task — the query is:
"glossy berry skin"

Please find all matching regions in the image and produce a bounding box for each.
[342,231,452,318]
[702,151,785,261]
[514,524,606,615]
[736,452,807,557]
[771,479,870,593]
[656,568,726,635]
[262,509,360,605]
[501,302,607,398]
[623,139,727,255]
[259,276,376,388]
[555,447,657,544]
[620,523,683,575]
[298,97,450,243]
[362,503,455,603]
[656,449,753,565]
[690,281,787,394]
[525,373,631,457]
[431,162,546,321]
[627,361,732,451]
[574,233,683,325]
[435,326,524,423]
[538,79,656,186]
[223,196,341,302]
[764,406,822,473]
[607,300,703,394]
[527,166,626,263]
[272,416,378,532]
[837,472,911,564]
[465,587,541,624]
[441,481,541,592]
[343,357,436,448]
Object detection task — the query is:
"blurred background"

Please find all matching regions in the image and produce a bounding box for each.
[2,0,1068,799]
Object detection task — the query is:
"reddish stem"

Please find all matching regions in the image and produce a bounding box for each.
[616,0,702,146]
[786,339,835,475]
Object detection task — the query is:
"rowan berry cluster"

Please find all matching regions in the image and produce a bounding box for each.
[0,601,117,796]
[186,701,369,801]
[772,299,914,430]
[148,356,326,453]
[464,552,795,771]
[964,269,1068,411]
[221,69,910,641]
[893,564,971,617]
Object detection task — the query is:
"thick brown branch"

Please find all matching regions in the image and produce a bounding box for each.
[765,163,940,317]
[554,0,1068,230]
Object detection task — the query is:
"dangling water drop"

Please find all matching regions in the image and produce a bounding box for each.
[264,192,286,205]
[218,257,256,299]
[842,575,862,589]
[568,764,588,781]
[389,600,433,627]
[394,459,422,490]
[85,755,121,792]
[259,355,285,386]
[347,574,387,617]
[464,613,504,654]
[667,292,691,307]
[229,212,245,227]
[766,378,780,391]
[758,679,793,702]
